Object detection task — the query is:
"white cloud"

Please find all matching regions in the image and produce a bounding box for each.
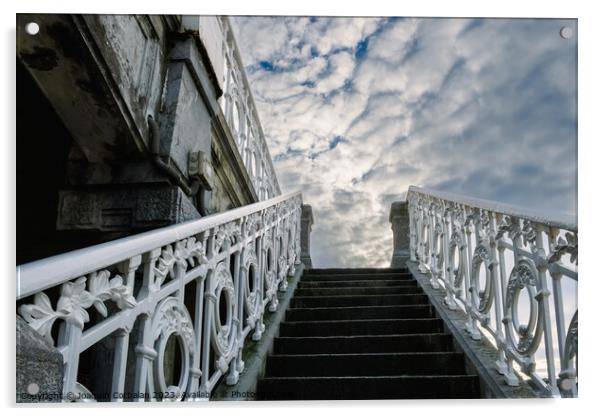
[232,17,577,267]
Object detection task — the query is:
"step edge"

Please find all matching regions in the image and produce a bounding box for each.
[267,351,465,358]
[282,317,442,325]
[287,304,432,311]
[260,375,480,381]
[275,333,452,340]
[295,286,422,290]
[292,294,427,300]
[298,281,418,285]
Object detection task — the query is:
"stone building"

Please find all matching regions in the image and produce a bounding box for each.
[17,14,279,264]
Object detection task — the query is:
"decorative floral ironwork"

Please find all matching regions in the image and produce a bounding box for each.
[19,272,136,344]
[215,221,242,252]
[549,232,578,265]
[521,220,537,246]
[496,215,522,241]
[88,270,136,317]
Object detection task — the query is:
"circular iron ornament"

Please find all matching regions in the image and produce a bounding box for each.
[264,245,278,300]
[208,262,237,361]
[420,222,429,261]
[470,244,494,315]
[504,259,544,356]
[242,244,262,326]
[432,221,445,273]
[151,297,196,400]
[449,231,465,289]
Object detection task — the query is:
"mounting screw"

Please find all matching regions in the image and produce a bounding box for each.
[560,26,573,39]
[25,22,40,36]
[27,382,40,395]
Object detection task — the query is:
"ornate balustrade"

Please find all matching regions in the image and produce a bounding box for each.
[17,192,303,401]
[406,186,577,397]
[216,17,281,201]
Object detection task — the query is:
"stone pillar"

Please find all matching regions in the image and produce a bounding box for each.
[300,204,314,268]
[390,200,410,268]
[16,316,63,402]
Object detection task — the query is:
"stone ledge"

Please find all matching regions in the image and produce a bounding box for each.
[57,185,200,232]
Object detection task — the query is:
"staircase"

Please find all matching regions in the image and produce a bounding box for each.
[256,268,481,400]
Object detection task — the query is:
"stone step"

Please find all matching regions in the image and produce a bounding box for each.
[285,304,433,321]
[273,333,455,354]
[256,267,482,400]
[301,273,413,282]
[290,294,429,308]
[294,286,424,297]
[264,352,467,377]
[279,318,444,337]
[297,279,418,288]
[256,375,481,400]
[304,268,408,275]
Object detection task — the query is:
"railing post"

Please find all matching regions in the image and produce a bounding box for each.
[226,240,243,386]
[300,204,314,268]
[534,224,561,397]
[110,255,141,402]
[390,201,410,268]
[461,215,482,341]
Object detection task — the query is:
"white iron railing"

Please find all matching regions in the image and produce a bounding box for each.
[17,192,303,401]
[407,186,577,397]
[217,17,281,201]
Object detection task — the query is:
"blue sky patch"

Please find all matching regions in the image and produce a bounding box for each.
[355,38,369,60]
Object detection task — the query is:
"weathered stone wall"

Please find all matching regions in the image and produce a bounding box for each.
[17,13,261,258]
[390,200,410,268]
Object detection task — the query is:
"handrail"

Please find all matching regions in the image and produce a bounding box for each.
[17,191,304,401]
[406,186,577,398]
[409,186,577,231]
[17,191,300,299]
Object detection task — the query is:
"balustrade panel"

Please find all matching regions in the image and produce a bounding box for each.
[407,186,577,397]
[17,192,303,402]
[217,17,281,200]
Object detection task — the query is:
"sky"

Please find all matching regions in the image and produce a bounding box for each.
[231,17,577,268]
